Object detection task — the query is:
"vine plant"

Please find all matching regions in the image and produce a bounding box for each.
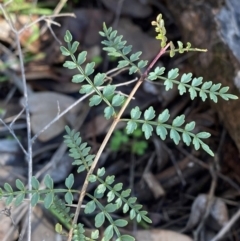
[0,14,238,241]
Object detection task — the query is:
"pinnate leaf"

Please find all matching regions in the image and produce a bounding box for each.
[114,183,123,191]
[6,195,13,205]
[65,192,73,205]
[192,77,203,86]
[170,129,181,144]
[63,61,76,69]
[193,137,200,150]
[97,167,105,177]
[112,94,124,106]
[15,193,24,206]
[164,79,173,90]
[172,115,185,127]
[77,51,87,65]
[201,143,214,156]
[103,85,116,96]
[105,203,117,212]
[158,109,170,123]
[142,123,153,139]
[4,183,13,193]
[95,212,105,228]
[189,87,197,100]
[182,132,191,146]
[65,174,74,189]
[31,192,40,206]
[104,225,114,241]
[114,219,128,227]
[117,60,129,68]
[85,200,96,214]
[138,60,148,69]
[185,121,195,131]
[196,132,211,139]
[71,41,79,54]
[181,73,192,83]
[64,30,72,42]
[129,66,138,75]
[94,73,106,86]
[130,106,141,119]
[89,95,102,106]
[44,174,53,189]
[168,68,179,79]
[72,74,85,83]
[116,235,135,241]
[85,62,95,76]
[122,45,132,55]
[130,51,142,62]
[104,106,115,119]
[44,192,54,208]
[16,179,25,191]
[156,126,168,140]
[31,176,40,190]
[60,46,70,56]
[144,106,155,120]
[126,120,137,134]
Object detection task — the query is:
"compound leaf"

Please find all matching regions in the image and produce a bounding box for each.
[95,212,105,228]
[142,123,153,139]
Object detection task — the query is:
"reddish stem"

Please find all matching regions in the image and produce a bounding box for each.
[143,42,170,78]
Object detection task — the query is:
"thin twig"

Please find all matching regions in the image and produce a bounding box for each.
[0,4,33,241]
[106,66,129,76]
[46,20,62,45]
[178,146,240,191]
[162,142,186,186]
[18,13,75,35]
[67,43,170,241]
[194,166,217,240]
[0,118,28,156]
[15,22,33,241]
[9,107,26,128]
[40,0,70,35]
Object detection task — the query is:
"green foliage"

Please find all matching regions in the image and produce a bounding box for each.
[125,106,215,156]
[151,14,168,47]
[110,129,148,155]
[148,67,238,102]
[100,24,148,75]
[0,12,238,241]
[64,126,95,173]
[72,223,99,241]
[2,0,53,15]
[61,29,141,120]
[50,196,74,230]
[63,127,151,239]
[0,173,77,209]
[151,14,207,56]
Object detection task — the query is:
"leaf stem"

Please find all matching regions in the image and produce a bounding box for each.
[67,42,170,241]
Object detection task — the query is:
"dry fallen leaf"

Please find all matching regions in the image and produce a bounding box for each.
[186,194,229,230]
[20,92,80,142]
[134,229,193,241]
[143,172,165,198]
[211,197,229,227]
